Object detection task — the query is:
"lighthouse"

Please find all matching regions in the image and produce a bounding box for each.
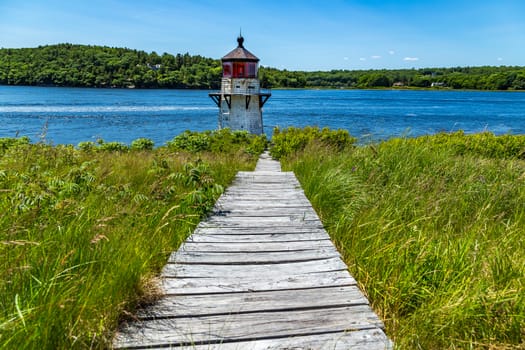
[209,35,270,135]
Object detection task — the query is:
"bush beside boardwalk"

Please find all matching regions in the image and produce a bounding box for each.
[0,130,266,349]
[273,128,524,349]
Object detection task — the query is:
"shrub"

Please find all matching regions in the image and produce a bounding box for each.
[166,130,211,152]
[97,141,129,152]
[0,136,30,153]
[77,141,97,152]
[270,126,356,159]
[166,129,268,155]
[131,138,154,151]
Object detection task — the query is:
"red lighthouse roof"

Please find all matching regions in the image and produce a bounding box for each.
[222,36,259,62]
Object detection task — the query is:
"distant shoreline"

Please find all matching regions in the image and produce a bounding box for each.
[2,83,524,93]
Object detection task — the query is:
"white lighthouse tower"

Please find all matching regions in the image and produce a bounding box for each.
[209,35,270,135]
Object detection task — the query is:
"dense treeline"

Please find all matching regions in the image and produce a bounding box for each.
[0,43,222,89]
[1,43,525,90]
[260,66,525,90]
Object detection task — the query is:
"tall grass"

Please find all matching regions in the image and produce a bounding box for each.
[274,128,525,349]
[0,130,266,349]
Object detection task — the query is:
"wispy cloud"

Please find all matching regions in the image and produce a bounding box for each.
[403,57,419,61]
[371,55,381,59]
[343,56,349,61]
[359,57,366,61]
[389,50,395,55]
[497,57,503,61]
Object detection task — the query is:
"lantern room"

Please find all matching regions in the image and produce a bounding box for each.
[221,36,259,78]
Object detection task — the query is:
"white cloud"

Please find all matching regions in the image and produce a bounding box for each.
[371,55,381,59]
[359,57,366,61]
[497,57,503,61]
[403,57,419,61]
[389,50,395,55]
[343,57,349,61]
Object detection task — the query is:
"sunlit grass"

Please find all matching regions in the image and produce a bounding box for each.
[0,130,266,349]
[275,129,525,349]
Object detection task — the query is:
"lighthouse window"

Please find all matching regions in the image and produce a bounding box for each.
[233,62,245,78]
[247,63,257,77]
[223,63,232,77]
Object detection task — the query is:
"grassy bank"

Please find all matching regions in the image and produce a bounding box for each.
[0,130,266,349]
[273,128,525,349]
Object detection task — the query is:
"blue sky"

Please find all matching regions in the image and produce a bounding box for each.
[0,0,524,71]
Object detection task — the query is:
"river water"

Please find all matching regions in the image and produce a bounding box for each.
[1,86,524,145]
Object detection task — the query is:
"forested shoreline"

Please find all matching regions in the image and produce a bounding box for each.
[1,43,525,90]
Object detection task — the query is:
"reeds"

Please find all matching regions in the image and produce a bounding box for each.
[276,129,525,349]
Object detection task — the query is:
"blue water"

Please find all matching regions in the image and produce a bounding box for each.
[1,86,524,145]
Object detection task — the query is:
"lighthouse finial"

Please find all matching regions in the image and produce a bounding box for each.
[237,29,244,48]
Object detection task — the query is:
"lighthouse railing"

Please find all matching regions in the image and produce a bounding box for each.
[212,78,271,98]
[220,78,265,95]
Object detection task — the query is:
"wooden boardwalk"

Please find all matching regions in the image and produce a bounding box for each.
[114,152,392,349]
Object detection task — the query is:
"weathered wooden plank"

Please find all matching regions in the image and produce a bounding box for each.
[230,179,301,185]
[221,186,303,192]
[193,225,327,234]
[205,213,320,222]
[187,233,330,243]
[236,171,292,176]
[114,305,384,349]
[195,220,323,228]
[213,207,317,214]
[200,225,322,231]
[227,186,302,192]
[220,189,305,194]
[201,217,321,227]
[233,173,297,177]
[218,194,309,201]
[132,329,392,350]
[136,286,368,318]
[230,175,298,181]
[233,175,296,180]
[207,214,319,221]
[235,172,296,176]
[254,162,280,170]
[214,200,313,207]
[222,189,305,193]
[223,192,304,197]
[191,232,327,239]
[214,202,313,210]
[169,248,340,264]
[176,240,336,253]
[232,175,299,181]
[215,201,314,208]
[211,207,318,216]
[162,257,348,278]
[216,194,308,201]
[161,270,356,294]
[242,170,288,173]
[225,183,298,188]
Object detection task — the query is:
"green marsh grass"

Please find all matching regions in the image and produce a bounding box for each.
[0,130,266,349]
[274,128,525,349]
